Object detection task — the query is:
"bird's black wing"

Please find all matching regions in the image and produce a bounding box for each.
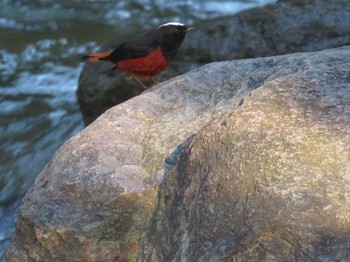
[101,30,159,63]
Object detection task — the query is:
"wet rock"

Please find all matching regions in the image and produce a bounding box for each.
[77,60,197,125]
[77,0,350,125]
[6,46,350,261]
[183,0,350,62]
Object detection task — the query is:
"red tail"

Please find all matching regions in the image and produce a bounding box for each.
[81,51,112,62]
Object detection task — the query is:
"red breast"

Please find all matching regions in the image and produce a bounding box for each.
[116,47,170,81]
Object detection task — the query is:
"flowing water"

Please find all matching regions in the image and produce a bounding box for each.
[0,0,275,259]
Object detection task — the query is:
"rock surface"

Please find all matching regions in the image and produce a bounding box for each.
[183,0,350,62]
[78,0,350,125]
[6,46,350,261]
[141,48,350,261]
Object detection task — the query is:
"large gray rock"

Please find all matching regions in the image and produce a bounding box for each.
[78,0,350,125]
[6,46,350,261]
[141,48,350,261]
[183,0,350,61]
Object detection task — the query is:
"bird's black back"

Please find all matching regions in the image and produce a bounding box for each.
[101,23,190,63]
[100,30,159,63]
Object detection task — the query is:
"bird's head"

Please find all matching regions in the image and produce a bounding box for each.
[156,22,194,47]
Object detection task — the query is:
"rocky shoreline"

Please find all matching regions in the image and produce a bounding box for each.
[5,0,350,261]
[6,46,350,261]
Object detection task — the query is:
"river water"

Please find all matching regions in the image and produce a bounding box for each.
[0,0,275,259]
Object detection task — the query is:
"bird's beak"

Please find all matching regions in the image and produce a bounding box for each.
[185,27,195,32]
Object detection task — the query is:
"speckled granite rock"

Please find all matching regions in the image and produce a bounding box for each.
[6,46,350,261]
[141,47,350,261]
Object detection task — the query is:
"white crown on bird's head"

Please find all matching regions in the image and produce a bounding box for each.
[158,22,186,28]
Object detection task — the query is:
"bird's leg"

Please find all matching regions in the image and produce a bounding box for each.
[151,78,160,85]
[130,75,148,90]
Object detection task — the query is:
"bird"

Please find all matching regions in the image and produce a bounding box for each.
[81,22,194,88]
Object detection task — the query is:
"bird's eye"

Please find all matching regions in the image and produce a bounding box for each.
[175,26,182,33]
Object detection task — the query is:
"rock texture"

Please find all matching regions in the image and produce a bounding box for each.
[183,0,350,62]
[141,48,350,261]
[6,46,350,261]
[78,0,350,125]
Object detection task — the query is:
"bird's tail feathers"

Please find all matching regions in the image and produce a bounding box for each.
[80,51,112,62]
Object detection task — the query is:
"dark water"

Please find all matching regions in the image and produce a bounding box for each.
[0,0,275,259]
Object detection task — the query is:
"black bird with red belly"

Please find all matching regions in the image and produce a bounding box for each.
[81,22,194,87]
